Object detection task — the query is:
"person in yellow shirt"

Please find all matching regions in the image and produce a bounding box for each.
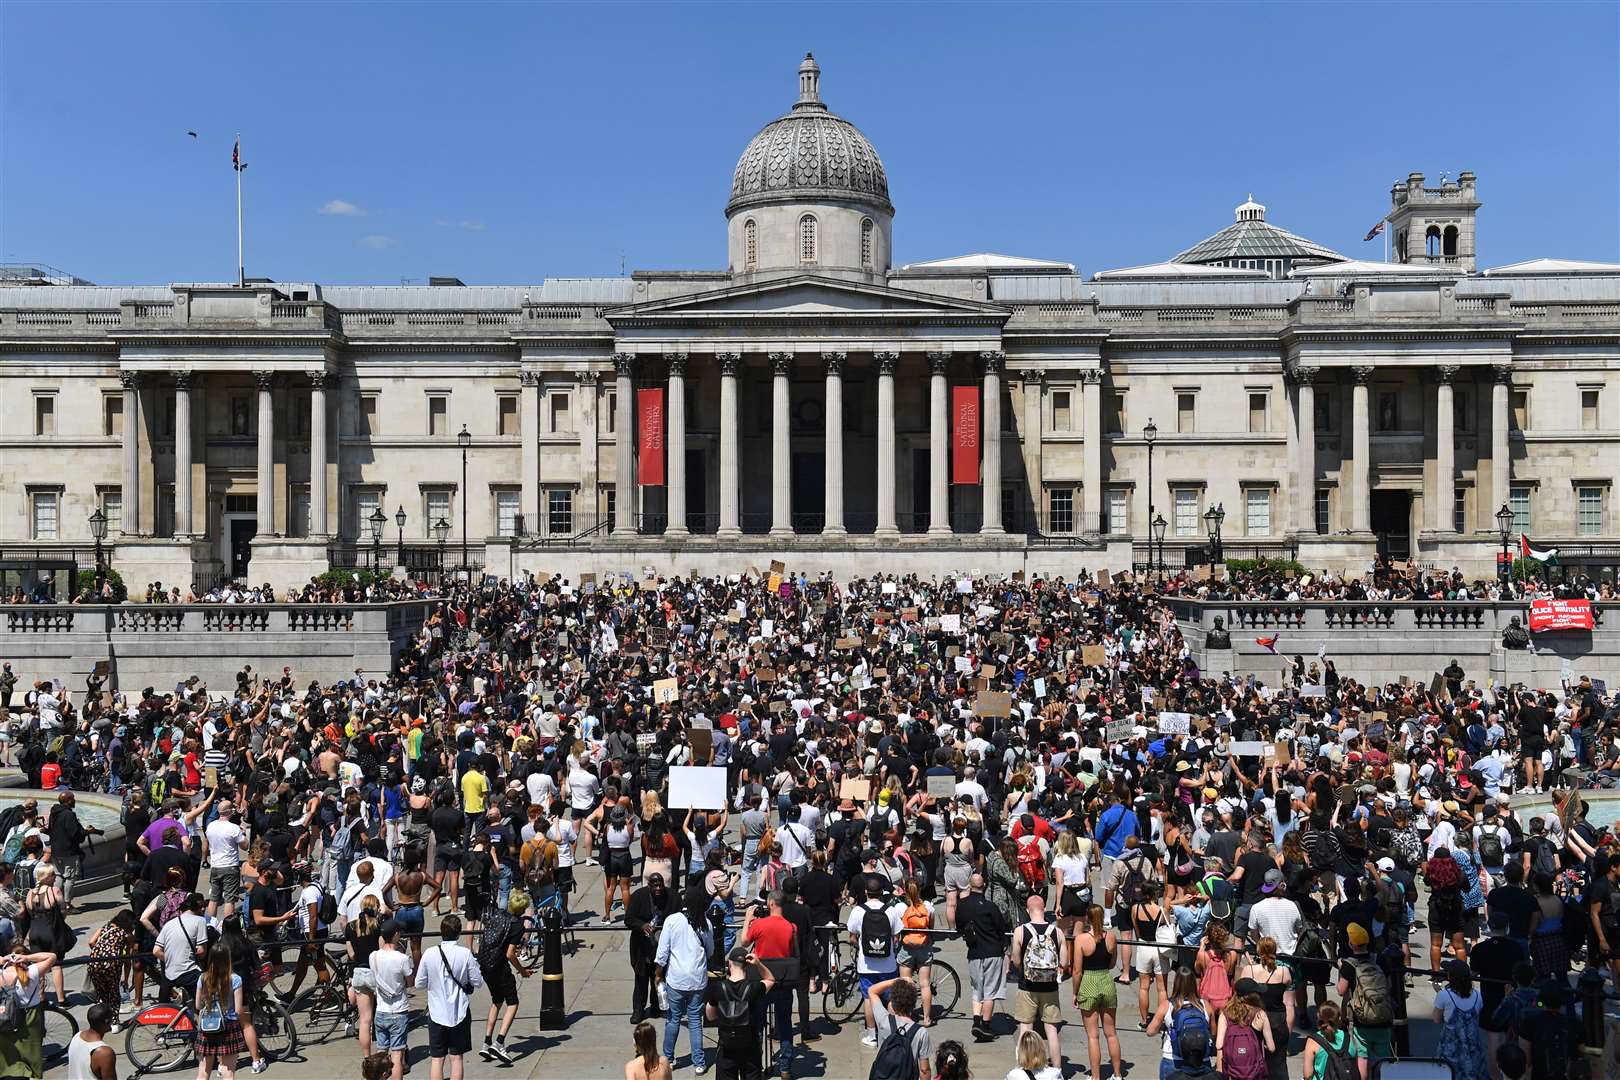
[461,761,488,839]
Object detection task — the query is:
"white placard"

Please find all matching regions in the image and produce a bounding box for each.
[1105,718,1136,743]
[1157,712,1192,734]
[940,614,962,634]
[954,655,973,673]
[882,581,897,595]
[1300,685,1326,698]
[956,577,973,594]
[761,619,774,637]
[667,765,728,809]
[636,732,657,751]
[1229,741,1264,757]
[1034,677,1047,699]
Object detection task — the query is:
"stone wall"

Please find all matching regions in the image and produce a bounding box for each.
[0,601,435,699]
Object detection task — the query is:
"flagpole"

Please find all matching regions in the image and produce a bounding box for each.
[1384,218,1389,263]
[235,133,244,288]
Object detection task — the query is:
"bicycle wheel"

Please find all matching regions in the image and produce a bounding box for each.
[124,1007,194,1074]
[41,1003,79,1066]
[925,961,961,1021]
[820,965,863,1025]
[250,992,299,1063]
[289,982,350,1044]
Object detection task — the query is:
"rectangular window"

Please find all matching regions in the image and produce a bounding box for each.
[30,491,58,539]
[288,485,309,538]
[99,490,122,536]
[1104,489,1127,535]
[157,485,175,539]
[1247,392,1267,433]
[1245,488,1271,536]
[1106,392,1125,434]
[498,395,519,437]
[604,487,616,533]
[1509,484,1532,534]
[359,395,379,437]
[1315,488,1331,535]
[547,489,573,535]
[1453,389,1472,433]
[603,391,616,435]
[1176,392,1196,434]
[428,395,448,437]
[1314,389,1334,433]
[1173,488,1199,536]
[495,490,520,537]
[1578,486,1604,536]
[1051,390,1072,433]
[1511,390,1528,431]
[549,391,572,434]
[1581,389,1600,431]
[1453,488,1468,534]
[34,395,55,436]
[352,488,381,540]
[422,489,451,539]
[1048,487,1074,533]
[104,395,123,437]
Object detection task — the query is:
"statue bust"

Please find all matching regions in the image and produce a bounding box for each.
[1501,615,1529,651]
[1206,615,1231,650]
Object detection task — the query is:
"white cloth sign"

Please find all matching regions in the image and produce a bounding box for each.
[667,766,728,810]
[940,614,962,634]
[1157,712,1192,734]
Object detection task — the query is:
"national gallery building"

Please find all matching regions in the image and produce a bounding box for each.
[2,55,1617,589]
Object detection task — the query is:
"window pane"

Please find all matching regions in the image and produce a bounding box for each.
[498,396,518,436]
[1315,488,1330,535]
[549,392,571,434]
[1453,489,1467,534]
[548,489,573,535]
[1578,487,1603,536]
[605,488,616,534]
[32,493,57,539]
[1049,488,1073,533]
[1509,486,1531,533]
[495,491,519,537]
[1104,490,1127,535]
[1248,393,1266,433]
[426,491,452,537]
[1245,489,1270,535]
[1051,391,1072,432]
[101,492,122,535]
[354,490,380,539]
[1174,489,1198,536]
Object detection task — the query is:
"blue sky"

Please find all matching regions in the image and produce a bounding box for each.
[2,2,1616,285]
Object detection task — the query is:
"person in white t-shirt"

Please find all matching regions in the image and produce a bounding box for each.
[1008,1028,1064,1080]
[203,803,246,919]
[369,920,414,1080]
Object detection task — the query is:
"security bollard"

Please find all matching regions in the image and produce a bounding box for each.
[539,903,566,1030]
[1579,962,1604,1051]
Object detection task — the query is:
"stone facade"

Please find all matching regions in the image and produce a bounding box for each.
[1,58,1616,592]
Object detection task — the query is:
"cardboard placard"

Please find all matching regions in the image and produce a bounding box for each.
[689,727,712,760]
[767,573,782,594]
[839,777,872,803]
[653,678,678,704]
[926,774,955,799]
[1273,740,1291,764]
[636,732,657,751]
[901,607,919,622]
[1157,712,1192,734]
[835,636,862,650]
[1105,718,1136,743]
[92,660,110,679]
[205,766,219,789]
[667,766,727,810]
[974,691,1012,717]
[757,668,777,682]
[1096,569,1111,587]
[648,627,669,647]
[981,663,999,678]
[1081,645,1106,667]
[639,579,659,592]
[940,614,961,634]
[873,668,888,678]
[580,572,596,587]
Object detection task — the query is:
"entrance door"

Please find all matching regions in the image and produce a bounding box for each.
[910,449,930,533]
[1370,490,1412,559]
[685,449,707,532]
[791,452,824,533]
[229,520,257,580]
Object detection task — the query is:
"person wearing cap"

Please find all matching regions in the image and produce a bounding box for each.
[702,943,774,1080]
[847,873,904,1048]
[1334,922,1394,1066]
[1246,868,1300,958]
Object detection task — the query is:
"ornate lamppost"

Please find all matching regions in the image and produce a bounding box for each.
[1496,502,1514,585]
[433,517,450,582]
[1143,418,1157,570]
[457,424,472,576]
[1152,512,1168,578]
[368,506,386,573]
[89,508,107,599]
[1204,501,1226,565]
[394,506,407,568]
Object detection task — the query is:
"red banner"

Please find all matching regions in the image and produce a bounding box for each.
[951,386,979,485]
[636,388,665,486]
[1529,598,1594,633]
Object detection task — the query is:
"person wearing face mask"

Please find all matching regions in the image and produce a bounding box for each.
[626,872,679,1024]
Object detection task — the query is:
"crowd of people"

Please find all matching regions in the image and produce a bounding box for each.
[0,563,1612,1080]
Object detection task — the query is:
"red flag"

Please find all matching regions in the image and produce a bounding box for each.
[951,386,979,485]
[636,388,665,486]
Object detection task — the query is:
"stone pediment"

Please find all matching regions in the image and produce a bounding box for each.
[606,275,1008,321]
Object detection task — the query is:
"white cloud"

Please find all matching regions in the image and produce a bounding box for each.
[319,199,367,217]
[357,235,397,250]
[435,218,486,232]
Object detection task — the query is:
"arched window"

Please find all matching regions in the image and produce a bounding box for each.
[860,218,874,269]
[1442,225,1459,258]
[1425,226,1442,258]
[744,219,758,270]
[799,214,817,264]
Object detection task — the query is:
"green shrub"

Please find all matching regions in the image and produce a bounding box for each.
[75,567,128,602]
[317,567,387,588]
[1222,557,1308,578]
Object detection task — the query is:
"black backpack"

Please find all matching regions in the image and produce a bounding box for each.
[713,978,753,1031]
[1479,829,1505,869]
[1531,837,1559,879]
[1314,1030,1360,1080]
[868,1015,919,1080]
[860,905,894,960]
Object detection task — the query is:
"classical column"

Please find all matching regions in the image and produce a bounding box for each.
[1291,366,1318,533]
[308,372,328,537]
[717,352,741,538]
[576,371,599,533]
[1350,365,1373,532]
[927,351,950,535]
[520,371,541,534]
[980,350,1004,533]
[875,351,899,536]
[173,372,194,536]
[254,371,276,536]
[120,372,140,537]
[1491,363,1512,514]
[1432,365,1458,532]
[665,354,688,537]
[1020,368,1043,534]
[613,352,635,534]
[1080,369,1102,533]
[822,351,846,536]
[769,352,793,537]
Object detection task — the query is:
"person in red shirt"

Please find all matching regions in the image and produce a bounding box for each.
[39,752,61,790]
[740,891,799,1073]
[1011,811,1056,845]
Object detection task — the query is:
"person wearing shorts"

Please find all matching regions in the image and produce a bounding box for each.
[369,920,414,1080]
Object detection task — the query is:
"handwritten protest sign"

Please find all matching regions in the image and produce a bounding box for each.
[974,691,1012,717]
[653,678,678,704]
[926,774,955,799]
[1105,718,1136,743]
[1081,645,1106,667]
[940,614,961,634]
[1157,712,1192,734]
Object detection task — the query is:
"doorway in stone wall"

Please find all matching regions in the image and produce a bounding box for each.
[1371,489,1412,560]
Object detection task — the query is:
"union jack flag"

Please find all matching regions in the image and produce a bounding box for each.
[1363,220,1385,242]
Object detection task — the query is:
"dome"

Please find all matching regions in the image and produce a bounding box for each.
[727,54,892,217]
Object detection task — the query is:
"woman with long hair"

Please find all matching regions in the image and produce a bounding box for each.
[1526,870,1569,979]
[984,836,1026,931]
[1195,922,1236,1018]
[0,941,56,1077]
[23,863,68,1005]
[194,943,246,1080]
[899,879,936,1025]
[346,895,384,1057]
[624,1019,671,1080]
[940,815,977,929]
[1235,937,1293,1080]
[1050,832,1088,938]
[1301,1002,1364,1080]
[1162,811,1196,906]
[1144,965,1203,1080]
[85,909,137,1027]
[641,815,677,890]
[216,916,267,1074]
[1071,904,1123,1080]
[601,806,638,921]
[1006,1028,1060,1080]
[1423,846,1469,973]
[1431,962,1488,1080]
[1131,880,1174,1031]
[1214,987,1275,1078]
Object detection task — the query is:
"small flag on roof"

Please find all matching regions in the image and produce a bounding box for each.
[1363,220,1386,242]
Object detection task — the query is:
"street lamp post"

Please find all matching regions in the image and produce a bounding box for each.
[88,508,107,599]
[457,424,472,577]
[1496,503,1514,584]
[1143,418,1157,571]
[1152,512,1168,578]
[1204,502,1225,565]
[368,507,386,574]
[432,517,450,583]
[394,506,407,569]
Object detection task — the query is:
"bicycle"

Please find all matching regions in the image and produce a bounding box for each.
[820,932,962,1024]
[40,1000,79,1068]
[124,967,298,1075]
[286,947,356,1045]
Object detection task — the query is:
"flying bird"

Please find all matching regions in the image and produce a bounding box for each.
[187,131,198,138]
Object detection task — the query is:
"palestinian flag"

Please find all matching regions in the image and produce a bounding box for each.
[1519,534,1558,564]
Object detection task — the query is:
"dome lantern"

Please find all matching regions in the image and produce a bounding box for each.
[797,52,822,110]
[1235,194,1266,222]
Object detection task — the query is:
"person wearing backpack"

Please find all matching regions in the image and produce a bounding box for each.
[1011,890,1067,1074]
[1301,1002,1366,1080]
[1430,961,1489,1080]
[846,878,904,1048]
[0,941,58,1078]
[1214,985,1274,1080]
[864,974,932,1080]
[1145,967,1209,1080]
[193,942,246,1080]
[1335,923,1394,1067]
[702,945,774,1080]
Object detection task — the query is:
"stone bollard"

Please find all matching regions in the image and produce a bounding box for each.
[539,903,565,1030]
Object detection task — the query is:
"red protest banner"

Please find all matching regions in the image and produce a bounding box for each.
[1529,597,1594,633]
[636,388,665,486]
[951,385,979,485]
